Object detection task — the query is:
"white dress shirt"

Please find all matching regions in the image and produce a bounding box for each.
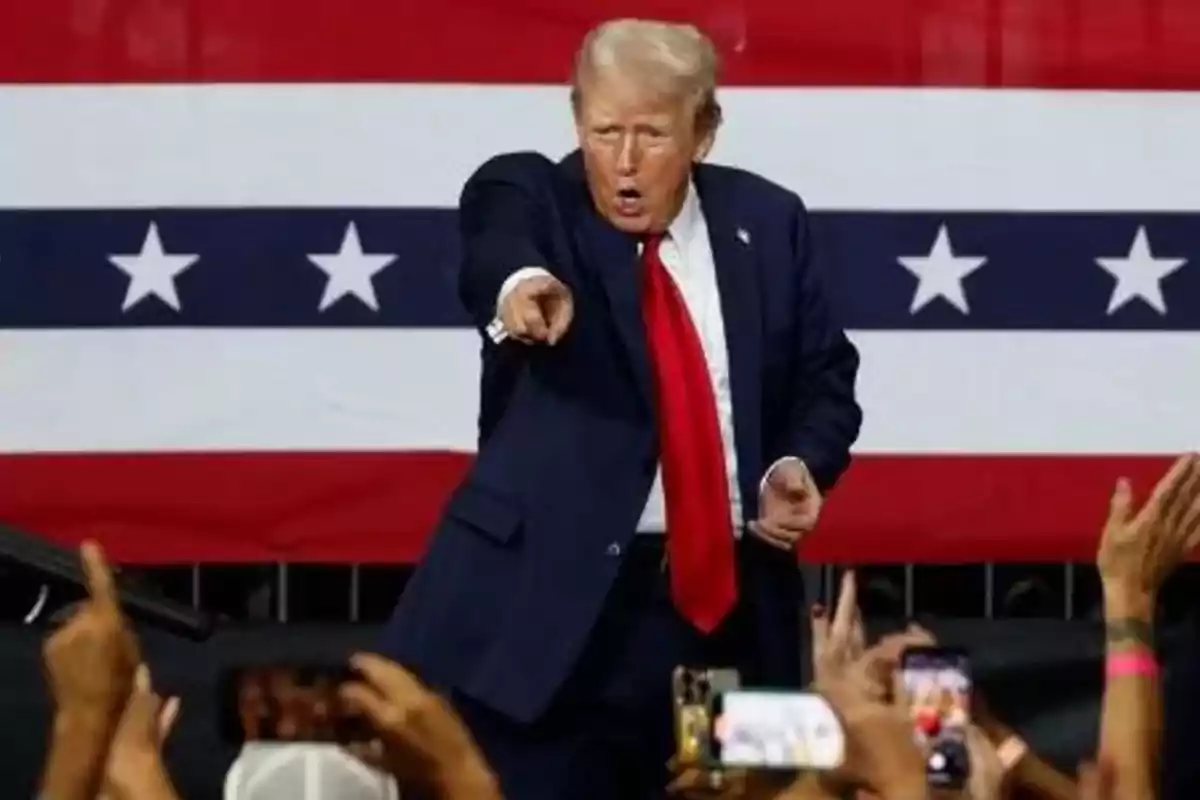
[489,184,796,537]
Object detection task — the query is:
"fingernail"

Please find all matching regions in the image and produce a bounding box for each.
[810,604,825,619]
[135,664,151,691]
[162,696,181,728]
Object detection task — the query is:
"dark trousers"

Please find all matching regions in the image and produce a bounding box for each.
[452,537,749,800]
[1162,609,1200,800]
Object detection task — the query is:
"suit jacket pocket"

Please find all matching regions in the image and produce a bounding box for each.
[445,481,523,546]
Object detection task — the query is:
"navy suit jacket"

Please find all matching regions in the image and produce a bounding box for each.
[380,150,863,723]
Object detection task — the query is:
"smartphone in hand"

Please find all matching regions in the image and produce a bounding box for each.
[217,664,374,745]
[899,646,973,789]
[709,689,845,771]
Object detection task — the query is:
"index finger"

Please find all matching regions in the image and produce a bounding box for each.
[80,540,120,609]
[869,630,934,666]
[1143,453,1197,516]
[349,652,423,697]
[830,570,858,638]
[810,605,830,647]
[338,681,391,731]
[546,303,572,344]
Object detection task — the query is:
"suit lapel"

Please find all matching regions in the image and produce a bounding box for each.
[695,166,764,502]
[565,154,653,408]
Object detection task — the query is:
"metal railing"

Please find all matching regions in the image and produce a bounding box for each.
[115,562,1200,626]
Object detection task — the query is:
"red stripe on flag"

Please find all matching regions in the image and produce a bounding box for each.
[2,0,1199,88]
[0,452,1174,565]
[0,452,471,564]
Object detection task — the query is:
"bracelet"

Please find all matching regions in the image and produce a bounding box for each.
[1106,651,1160,679]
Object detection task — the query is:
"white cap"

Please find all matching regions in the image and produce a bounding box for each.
[224,743,399,800]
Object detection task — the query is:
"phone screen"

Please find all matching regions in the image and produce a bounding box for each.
[710,690,845,771]
[217,665,373,745]
[900,647,972,788]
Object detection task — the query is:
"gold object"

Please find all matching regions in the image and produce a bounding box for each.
[671,667,741,767]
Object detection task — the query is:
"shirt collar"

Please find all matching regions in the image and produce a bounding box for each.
[665,180,701,245]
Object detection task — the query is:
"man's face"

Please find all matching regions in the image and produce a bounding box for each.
[575,73,714,234]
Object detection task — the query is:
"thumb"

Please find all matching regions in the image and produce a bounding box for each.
[529,275,563,299]
[1109,477,1133,523]
[546,295,573,344]
[768,463,803,493]
[133,662,153,693]
[125,664,164,721]
[158,695,181,740]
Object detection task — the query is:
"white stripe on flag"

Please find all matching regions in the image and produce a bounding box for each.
[3,85,1200,211]
[1,329,1195,455]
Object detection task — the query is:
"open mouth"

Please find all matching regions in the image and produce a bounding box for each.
[615,188,644,215]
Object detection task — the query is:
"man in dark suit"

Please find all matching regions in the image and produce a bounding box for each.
[380,17,862,799]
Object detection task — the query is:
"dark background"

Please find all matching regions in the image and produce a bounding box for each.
[9,563,1200,798]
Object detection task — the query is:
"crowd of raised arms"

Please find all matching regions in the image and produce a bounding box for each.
[36,451,1200,800]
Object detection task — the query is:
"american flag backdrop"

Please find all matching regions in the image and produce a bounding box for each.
[1,0,1198,566]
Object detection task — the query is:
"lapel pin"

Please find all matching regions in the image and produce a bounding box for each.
[736,228,751,245]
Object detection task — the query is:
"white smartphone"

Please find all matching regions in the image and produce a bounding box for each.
[710,690,846,770]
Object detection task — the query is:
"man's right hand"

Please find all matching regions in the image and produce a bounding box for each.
[499,274,573,344]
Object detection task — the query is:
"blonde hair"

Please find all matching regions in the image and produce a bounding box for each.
[571,18,723,133]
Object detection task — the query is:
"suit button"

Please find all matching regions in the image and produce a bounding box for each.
[606,542,622,557]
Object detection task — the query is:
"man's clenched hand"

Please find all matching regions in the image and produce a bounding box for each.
[751,459,822,551]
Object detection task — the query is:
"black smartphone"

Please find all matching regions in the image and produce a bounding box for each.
[709,689,846,771]
[899,646,972,789]
[217,664,374,745]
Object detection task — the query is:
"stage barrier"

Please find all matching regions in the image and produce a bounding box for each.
[70,561,1198,626]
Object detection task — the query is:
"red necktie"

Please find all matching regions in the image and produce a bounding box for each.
[640,234,737,632]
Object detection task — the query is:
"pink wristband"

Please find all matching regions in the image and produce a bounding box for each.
[1106,651,1159,678]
